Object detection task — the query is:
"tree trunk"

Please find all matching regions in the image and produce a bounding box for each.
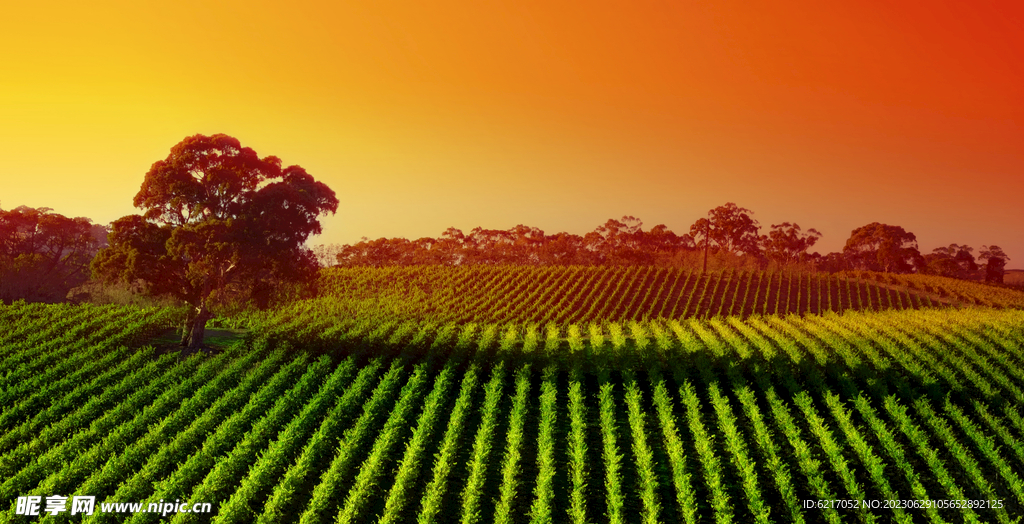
[180,318,190,346]
[986,258,1006,283]
[182,303,213,350]
[702,222,710,275]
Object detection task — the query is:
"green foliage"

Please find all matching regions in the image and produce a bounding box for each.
[312,266,1017,329]
[5,303,1024,522]
[92,133,338,348]
[461,362,511,524]
[565,367,589,524]
[490,364,531,524]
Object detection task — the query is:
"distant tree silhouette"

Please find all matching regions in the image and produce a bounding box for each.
[644,223,695,261]
[843,222,921,273]
[328,217,697,268]
[313,243,346,267]
[92,133,337,349]
[921,244,977,277]
[537,231,589,265]
[978,245,1010,283]
[689,203,761,273]
[952,246,978,272]
[462,226,542,265]
[585,216,651,265]
[0,205,104,303]
[762,222,822,266]
[922,252,962,277]
[816,251,854,273]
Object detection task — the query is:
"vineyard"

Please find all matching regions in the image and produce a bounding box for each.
[3,297,1024,523]
[311,266,1024,325]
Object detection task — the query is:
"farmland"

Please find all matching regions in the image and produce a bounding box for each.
[3,269,1024,523]
[305,266,1024,327]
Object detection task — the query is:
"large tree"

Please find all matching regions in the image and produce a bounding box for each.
[689,203,761,272]
[843,222,921,273]
[93,133,338,349]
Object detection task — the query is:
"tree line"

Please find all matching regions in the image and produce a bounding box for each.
[2,198,1012,311]
[0,134,1013,348]
[0,205,107,303]
[316,203,1011,283]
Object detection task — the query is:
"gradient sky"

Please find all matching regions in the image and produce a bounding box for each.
[3,0,1021,263]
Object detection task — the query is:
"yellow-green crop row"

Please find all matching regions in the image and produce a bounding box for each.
[3,303,1024,523]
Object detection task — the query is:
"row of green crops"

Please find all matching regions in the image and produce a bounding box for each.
[845,271,1024,309]
[3,304,1024,522]
[297,266,1024,326]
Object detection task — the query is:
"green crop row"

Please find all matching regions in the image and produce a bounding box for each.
[302,266,995,326]
[4,303,1024,523]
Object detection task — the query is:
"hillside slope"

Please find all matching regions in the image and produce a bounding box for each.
[5,304,1024,522]
[313,266,1024,325]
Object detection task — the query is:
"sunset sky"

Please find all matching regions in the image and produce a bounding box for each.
[2,0,1021,262]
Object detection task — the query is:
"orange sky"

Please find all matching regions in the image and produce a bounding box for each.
[2,0,1022,262]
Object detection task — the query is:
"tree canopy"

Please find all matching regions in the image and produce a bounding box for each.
[843,222,922,273]
[979,245,1011,283]
[93,133,338,348]
[688,203,762,258]
[920,243,978,277]
[0,205,105,303]
[312,203,1008,282]
[325,217,696,268]
[761,222,822,266]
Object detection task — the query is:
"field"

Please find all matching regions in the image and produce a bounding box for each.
[1004,270,1024,288]
[308,266,1024,326]
[3,269,1024,523]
